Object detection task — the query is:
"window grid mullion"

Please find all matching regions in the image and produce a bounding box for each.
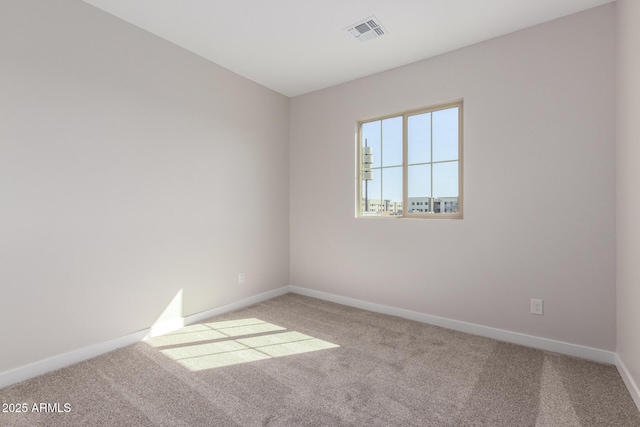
[429,112,434,214]
[379,120,383,205]
[408,159,457,167]
[402,114,408,218]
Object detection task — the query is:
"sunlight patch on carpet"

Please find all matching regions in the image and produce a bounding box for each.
[146,319,339,371]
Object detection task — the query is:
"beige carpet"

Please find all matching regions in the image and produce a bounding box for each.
[1,293,638,426]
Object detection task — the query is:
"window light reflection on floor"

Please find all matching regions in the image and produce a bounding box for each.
[145,318,339,371]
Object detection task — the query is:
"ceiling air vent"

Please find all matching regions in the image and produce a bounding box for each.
[345,16,387,42]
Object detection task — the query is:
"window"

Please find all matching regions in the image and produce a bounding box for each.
[357,100,462,219]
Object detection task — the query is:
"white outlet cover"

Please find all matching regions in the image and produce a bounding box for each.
[531,299,543,315]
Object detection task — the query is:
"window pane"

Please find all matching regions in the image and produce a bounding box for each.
[381,167,402,215]
[408,112,431,164]
[408,164,431,214]
[433,107,458,162]
[433,162,458,197]
[408,164,430,198]
[361,168,381,214]
[382,116,402,167]
[362,120,381,168]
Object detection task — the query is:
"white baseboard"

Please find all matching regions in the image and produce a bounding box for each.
[0,285,624,393]
[0,286,290,390]
[289,286,616,365]
[184,286,290,325]
[616,355,640,411]
[0,329,148,390]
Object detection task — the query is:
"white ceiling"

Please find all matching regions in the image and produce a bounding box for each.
[82,0,614,97]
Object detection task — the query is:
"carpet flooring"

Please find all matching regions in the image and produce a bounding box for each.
[1,293,639,426]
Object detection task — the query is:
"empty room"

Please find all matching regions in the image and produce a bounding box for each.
[1,0,639,425]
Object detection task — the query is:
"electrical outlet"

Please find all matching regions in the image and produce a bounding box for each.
[238,273,245,284]
[531,299,543,315]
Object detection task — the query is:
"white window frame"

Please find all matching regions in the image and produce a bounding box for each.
[356,100,463,219]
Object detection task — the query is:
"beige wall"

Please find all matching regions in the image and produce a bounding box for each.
[1,0,626,382]
[290,5,616,350]
[0,0,289,372]
[617,0,640,401]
